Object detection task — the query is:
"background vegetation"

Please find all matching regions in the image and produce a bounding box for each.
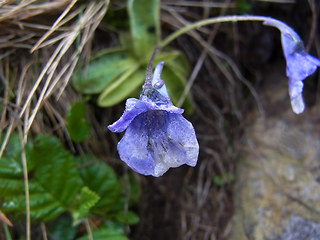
[0,0,319,239]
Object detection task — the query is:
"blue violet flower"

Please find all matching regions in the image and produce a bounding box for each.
[108,60,199,177]
[264,18,320,114]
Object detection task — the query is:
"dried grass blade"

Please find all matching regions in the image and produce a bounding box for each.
[0,210,13,227]
[0,0,38,22]
[30,0,78,53]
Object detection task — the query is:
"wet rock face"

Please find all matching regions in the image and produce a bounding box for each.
[231,105,320,240]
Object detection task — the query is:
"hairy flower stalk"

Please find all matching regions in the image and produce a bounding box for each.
[108,50,199,177]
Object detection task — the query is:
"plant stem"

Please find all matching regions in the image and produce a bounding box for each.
[41,223,48,240]
[144,45,160,87]
[85,218,93,240]
[18,127,30,240]
[3,223,12,240]
[160,15,284,48]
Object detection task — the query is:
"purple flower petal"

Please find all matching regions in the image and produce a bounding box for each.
[117,111,199,177]
[151,61,170,98]
[108,98,149,132]
[108,61,199,177]
[264,19,320,114]
[108,62,184,133]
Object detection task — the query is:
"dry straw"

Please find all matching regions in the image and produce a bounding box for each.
[0,1,110,239]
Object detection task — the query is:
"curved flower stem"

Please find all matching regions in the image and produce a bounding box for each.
[160,15,284,48]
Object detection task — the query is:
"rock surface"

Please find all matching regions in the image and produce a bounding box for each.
[230,73,320,240]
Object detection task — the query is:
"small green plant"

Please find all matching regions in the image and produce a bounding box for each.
[236,0,253,14]
[72,0,194,114]
[0,133,140,239]
[213,172,235,186]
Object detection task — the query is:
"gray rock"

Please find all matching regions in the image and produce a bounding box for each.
[281,216,320,240]
[230,77,320,240]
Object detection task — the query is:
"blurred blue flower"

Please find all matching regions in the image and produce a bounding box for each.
[264,19,320,114]
[108,61,199,177]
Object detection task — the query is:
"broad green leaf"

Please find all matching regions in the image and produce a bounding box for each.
[0,133,33,196]
[114,211,139,225]
[67,102,91,142]
[2,181,67,221]
[31,135,83,207]
[152,50,182,65]
[50,215,77,240]
[97,50,187,107]
[2,133,21,159]
[97,68,144,107]
[0,155,23,180]
[119,32,133,51]
[78,155,123,213]
[77,228,128,240]
[128,0,160,57]
[164,51,191,77]
[1,135,83,221]
[72,51,135,94]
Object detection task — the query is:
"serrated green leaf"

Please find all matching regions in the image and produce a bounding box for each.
[67,102,91,142]
[0,157,24,179]
[128,0,160,57]
[78,155,123,213]
[97,68,144,107]
[0,177,25,197]
[1,135,84,221]
[31,135,83,207]
[0,134,33,197]
[115,211,139,225]
[2,133,21,159]
[50,215,77,240]
[78,187,100,219]
[2,181,67,221]
[72,51,135,94]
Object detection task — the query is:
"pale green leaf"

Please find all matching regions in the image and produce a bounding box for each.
[97,68,144,107]
[72,51,135,94]
[128,0,160,57]
[161,55,194,114]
